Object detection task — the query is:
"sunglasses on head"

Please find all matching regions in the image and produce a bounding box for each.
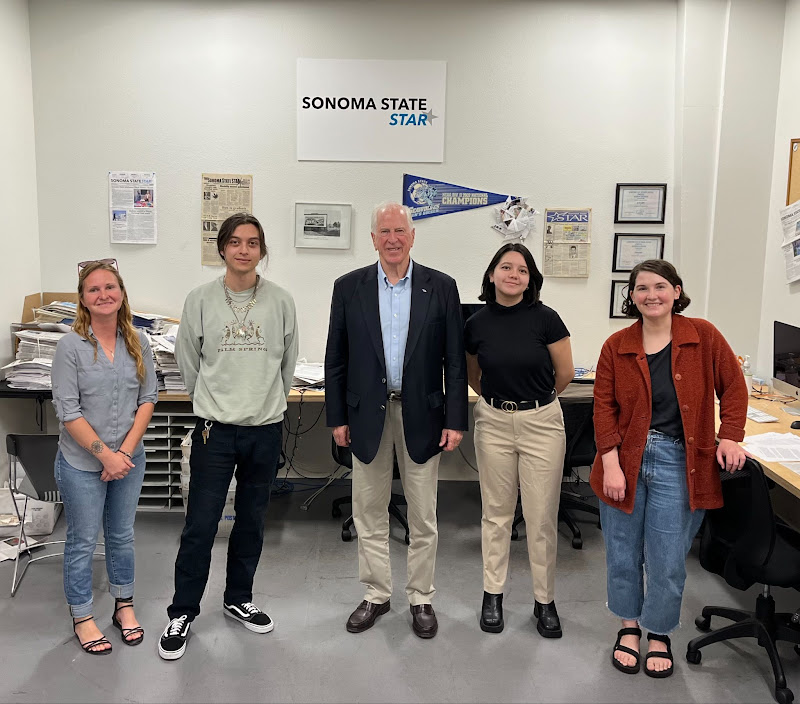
[78,258,119,274]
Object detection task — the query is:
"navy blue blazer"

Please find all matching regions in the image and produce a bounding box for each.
[325,261,468,465]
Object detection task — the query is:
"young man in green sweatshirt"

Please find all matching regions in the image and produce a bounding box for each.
[159,213,298,661]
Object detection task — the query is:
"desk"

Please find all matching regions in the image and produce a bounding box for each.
[732,396,800,500]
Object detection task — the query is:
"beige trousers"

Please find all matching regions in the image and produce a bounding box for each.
[473,396,566,602]
[351,400,441,606]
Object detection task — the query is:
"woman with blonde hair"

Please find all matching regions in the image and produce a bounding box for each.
[51,260,157,654]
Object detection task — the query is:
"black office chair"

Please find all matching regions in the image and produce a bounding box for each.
[685,458,800,704]
[330,438,410,545]
[6,433,104,596]
[512,396,599,549]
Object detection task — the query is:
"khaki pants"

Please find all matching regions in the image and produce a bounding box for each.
[351,400,440,606]
[473,396,565,602]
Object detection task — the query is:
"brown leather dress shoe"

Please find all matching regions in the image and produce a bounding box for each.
[410,604,438,639]
[346,600,390,633]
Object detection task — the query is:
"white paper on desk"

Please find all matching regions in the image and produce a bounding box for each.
[743,432,800,462]
[780,462,800,475]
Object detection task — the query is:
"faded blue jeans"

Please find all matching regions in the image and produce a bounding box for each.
[599,430,705,635]
[55,449,146,618]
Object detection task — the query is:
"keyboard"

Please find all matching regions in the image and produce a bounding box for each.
[747,406,779,423]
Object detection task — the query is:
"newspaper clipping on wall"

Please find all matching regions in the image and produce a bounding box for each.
[542,208,591,277]
[109,171,157,244]
[201,174,253,266]
[779,200,800,284]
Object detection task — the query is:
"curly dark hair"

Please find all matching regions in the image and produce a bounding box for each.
[478,242,543,305]
[621,259,691,318]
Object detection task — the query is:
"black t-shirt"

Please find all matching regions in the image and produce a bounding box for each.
[646,342,683,438]
[464,300,570,401]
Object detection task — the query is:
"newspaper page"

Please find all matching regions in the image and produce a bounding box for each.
[779,201,800,283]
[542,208,591,277]
[109,171,157,244]
[201,174,253,266]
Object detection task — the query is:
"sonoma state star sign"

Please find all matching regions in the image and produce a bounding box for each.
[297,58,446,162]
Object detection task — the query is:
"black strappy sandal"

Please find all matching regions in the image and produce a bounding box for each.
[112,598,144,646]
[73,616,112,655]
[611,626,642,674]
[644,632,674,678]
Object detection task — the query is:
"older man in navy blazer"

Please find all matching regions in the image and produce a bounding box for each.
[325,201,468,638]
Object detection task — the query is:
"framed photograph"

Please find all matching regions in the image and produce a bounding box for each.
[609,280,630,319]
[294,202,352,249]
[612,233,665,272]
[614,183,667,224]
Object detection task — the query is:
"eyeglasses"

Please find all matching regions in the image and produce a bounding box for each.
[78,258,118,274]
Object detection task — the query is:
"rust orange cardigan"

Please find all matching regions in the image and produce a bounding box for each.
[590,315,748,514]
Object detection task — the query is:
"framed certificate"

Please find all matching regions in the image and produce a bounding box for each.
[614,183,667,224]
[612,233,665,272]
[609,280,629,319]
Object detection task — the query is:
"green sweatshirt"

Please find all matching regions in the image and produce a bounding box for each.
[176,276,298,426]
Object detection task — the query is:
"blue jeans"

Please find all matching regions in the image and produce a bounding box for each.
[599,430,705,634]
[54,449,146,618]
[168,420,282,622]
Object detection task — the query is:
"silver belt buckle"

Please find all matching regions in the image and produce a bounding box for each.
[388,391,402,402]
[500,400,518,414]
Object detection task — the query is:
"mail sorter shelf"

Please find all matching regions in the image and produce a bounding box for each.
[139,401,196,511]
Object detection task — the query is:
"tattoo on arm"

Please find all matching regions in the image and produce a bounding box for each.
[87,440,104,455]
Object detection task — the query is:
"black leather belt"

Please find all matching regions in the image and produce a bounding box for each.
[483,389,557,413]
[387,391,402,401]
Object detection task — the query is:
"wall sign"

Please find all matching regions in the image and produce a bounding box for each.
[297,59,446,162]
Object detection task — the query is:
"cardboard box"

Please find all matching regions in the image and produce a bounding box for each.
[11,291,80,356]
[0,488,62,537]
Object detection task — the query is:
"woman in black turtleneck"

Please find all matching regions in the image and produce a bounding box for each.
[465,243,575,637]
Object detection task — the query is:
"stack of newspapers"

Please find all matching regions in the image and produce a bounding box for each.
[148,326,186,394]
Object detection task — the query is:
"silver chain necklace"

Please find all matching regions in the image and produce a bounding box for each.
[224,275,259,340]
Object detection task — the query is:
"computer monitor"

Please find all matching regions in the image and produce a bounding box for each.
[773,320,800,400]
[461,302,484,324]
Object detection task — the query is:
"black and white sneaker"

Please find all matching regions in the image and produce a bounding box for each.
[158,615,190,660]
[223,602,274,633]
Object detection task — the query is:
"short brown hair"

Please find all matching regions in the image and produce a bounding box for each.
[621,259,691,318]
[217,213,268,262]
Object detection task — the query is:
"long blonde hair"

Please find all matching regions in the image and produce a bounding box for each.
[73,262,146,384]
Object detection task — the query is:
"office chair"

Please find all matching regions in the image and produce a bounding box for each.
[6,433,104,596]
[330,438,410,545]
[685,458,800,704]
[511,396,599,549]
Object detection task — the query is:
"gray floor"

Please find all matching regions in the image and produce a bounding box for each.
[1,480,799,704]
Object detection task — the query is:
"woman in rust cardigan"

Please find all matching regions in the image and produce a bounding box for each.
[590,259,748,678]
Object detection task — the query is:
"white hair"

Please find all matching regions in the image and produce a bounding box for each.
[370,201,414,233]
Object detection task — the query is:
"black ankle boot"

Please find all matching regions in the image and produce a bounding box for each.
[480,592,504,633]
[534,600,562,638]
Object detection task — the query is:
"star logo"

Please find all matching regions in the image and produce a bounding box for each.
[423,109,438,126]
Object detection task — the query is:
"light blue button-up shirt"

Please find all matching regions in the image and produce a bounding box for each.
[377,259,413,392]
[51,327,158,472]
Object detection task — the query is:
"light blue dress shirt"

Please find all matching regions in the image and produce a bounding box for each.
[51,327,158,472]
[377,259,413,392]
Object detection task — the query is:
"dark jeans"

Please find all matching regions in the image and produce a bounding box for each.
[168,419,282,622]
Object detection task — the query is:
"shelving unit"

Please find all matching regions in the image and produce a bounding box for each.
[140,400,196,511]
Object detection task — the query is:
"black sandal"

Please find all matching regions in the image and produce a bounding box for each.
[611,626,641,674]
[112,598,144,646]
[644,632,674,678]
[73,616,112,655]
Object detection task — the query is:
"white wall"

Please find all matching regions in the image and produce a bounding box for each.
[28,0,678,368]
[706,0,784,361]
[0,0,44,464]
[757,0,800,379]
